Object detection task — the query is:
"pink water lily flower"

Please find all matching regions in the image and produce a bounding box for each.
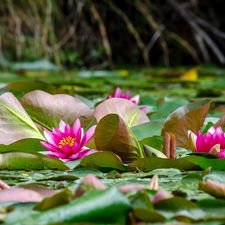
[109,87,147,112]
[188,126,225,158]
[40,119,97,162]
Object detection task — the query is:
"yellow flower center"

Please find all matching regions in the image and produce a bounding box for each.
[58,136,75,149]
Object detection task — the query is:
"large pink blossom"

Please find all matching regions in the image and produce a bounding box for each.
[188,126,225,158]
[109,87,147,112]
[40,119,97,162]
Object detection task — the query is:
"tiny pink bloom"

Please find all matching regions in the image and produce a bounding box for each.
[109,87,146,112]
[40,119,97,162]
[188,126,225,158]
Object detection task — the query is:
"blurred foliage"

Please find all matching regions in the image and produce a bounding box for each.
[1,0,225,69]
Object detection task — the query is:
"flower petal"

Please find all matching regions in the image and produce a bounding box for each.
[52,133,61,146]
[71,140,80,154]
[204,131,213,153]
[39,151,53,156]
[196,131,207,153]
[40,141,60,153]
[208,144,220,157]
[188,130,197,153]
[69,148,98,160]
[43,130,57,147]
[59,120,66,132]
[79,125,96,148]
[39,150,68,159]
[140,106,147,112]
[130,95,140,105]
[208,126,216,134]
[213,127,224,146]
[221,135,225,149]
[61,145,72,155]
[218,149,225,158]
[123,91,130,100]
[45,153,59,158]
[61,158,72,163]
[73,119,82,140]
[65,124,74,137]
[114,87,123,98]
[52,152,69,159]
[52,127,63,138]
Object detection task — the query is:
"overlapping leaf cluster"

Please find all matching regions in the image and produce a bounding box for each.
[1,80,225,224]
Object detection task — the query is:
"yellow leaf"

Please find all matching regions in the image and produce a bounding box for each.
[23,71,49,77]
[22,174,30,177]
[180,68,198,81]
[117,70,129,76]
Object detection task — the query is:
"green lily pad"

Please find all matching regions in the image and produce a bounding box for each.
[184,156,225,170]
[27,188,131,224]
[0,92,44,145]
[0,151,69,170]
[131,121,164,141]
[128,157,201,171]
[79,151,128,172]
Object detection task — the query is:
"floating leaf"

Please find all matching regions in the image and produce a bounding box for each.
[154,197,205,221]
[0,81,67,97]
[129,190,153,209]
[105,170,121,179]
[186,152,218,159]
[161,99,211,149]
[79,151,128,172]
[19,90,94,130]
[69,168,103,179]
[11,59,60,71]
[29,188,131,224]
[0,151,69,170]
[34,187,74,211]
[157,100,189,114]
[197,198,225,218]
[0,138,46,153]
[181,173,203,190]
[94,114,143,161]
[133,208,166,223]
[183,155,225,170]
[128,157,200,171]
[131,121,164,141]
[65,159,82,170]
[94,98,149,127]
[179,68,198,81]
[0,92,44,145]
